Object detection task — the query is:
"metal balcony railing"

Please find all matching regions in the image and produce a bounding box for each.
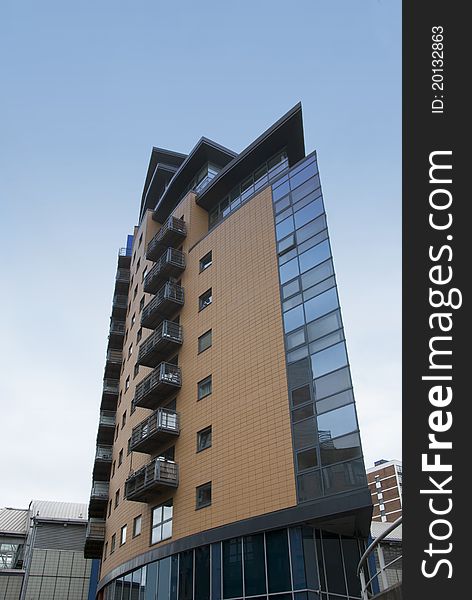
[143,248,186,294]
[138,321,183,367]
[141,282,184,330]
[90,481,109,500]
[112,294,128,308]
[86,519,106,541]
[116,269,130,283]
[125,457,178,502]
[146,216,187,262]
[106,349,122,363]
[357,516,402,600]
[134,362,182,410]
[95,446,113,461]
[99,411,116,427]
[93,446,113,481]
[109,321,125,335]
[130,408,180,453]
[103,379,119,394]
[101,380,119,411]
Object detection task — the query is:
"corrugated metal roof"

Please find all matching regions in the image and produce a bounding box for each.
[0,507,29,535]
[371,520,402,542]
[30,500,87,522]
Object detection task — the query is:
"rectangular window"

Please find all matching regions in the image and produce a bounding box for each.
[127,438,131,455]
[133,284,138,299]
[120,525,127,546]
[196,482,212,509]
[115,489,120,508]
[128,344,133,358]
[125,376,130,391]
[197,426,212,452]
[142,266,148,281]
[199,251,212,272]
[112,461,116,477]
[151,500,173,544]
[108,500,112,517]
[198,330,212,353]
[198,375,212,400]
[199,288,212,310]
[131,313,136,327]
[139,233,143,247]
[103,542,108,561]
[118,449,123,466]
[110,534,116,554]
[139,296,145,312]
[134,363,139,378]
[122,411,127,428]
[137,327,143,343]
[133,515,142,537]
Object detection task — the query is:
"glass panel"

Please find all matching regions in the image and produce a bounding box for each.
[287,346,309,364]
[296,214,326,244]
[287,358,312,389]
[341,537,362,597]
[297,470,323,502]
[290,164,316,190]
[291,384,311,407]
[303,277,336,303]
[157,558,171,600]
[211,543,222,600]
[243,534,266,596]
[178,550,193,600]
[266,530,291,593]
[301,260,334,291]
[279,257,300,284]
[293,417,317,450]
[275,195,291,214]
[294,198,324,230]
[162,521,172,540]
[311,342,348,378]
[131,569,141,600]
[283,304,305,333]
[286,327,306,350]
[299,240,331,275]
[170,555,178,600]
[290,155,317,177]
[302,527,319,590]
[282,278,300,299]
[292,189,322,215]
[315,530,327,593]
[291,176,320,204]
[297,230,329,256]
[321,532,346,596]
[317,404,358,440]
[272,180,290,201]
[195,546,210,600]
[297,447,318,471]
[276,215,295,241]
[279,247,298,266]
[314,367,352,400]
[276,207,292,224]
[223,538,242,599]
[304,289,338,324]
[307,311,342,342]
[292,403,314,422]
[316,389,354,414]
[309,330,344,355]
[283,292,302,311]
[322,458,366,494]
[289,528,307,590]
[320,432,361,466]
[278,234,296,255]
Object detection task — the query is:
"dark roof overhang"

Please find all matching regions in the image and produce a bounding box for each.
[152,139,237,223]
[197,102,305,211]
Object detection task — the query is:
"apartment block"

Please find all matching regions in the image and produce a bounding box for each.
[85,104,373,600]
[366,460,402,523]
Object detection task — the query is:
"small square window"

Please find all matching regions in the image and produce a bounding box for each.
[120,525,127,546]
[198,375,212,400]
[198,330,212,353]
[197,426,212,452]
[133,515,142,537]
[118,449,123,466]
[199,288,212,311]
[196,482,212,509]
[375,481,382,489]
[199,251,212,272]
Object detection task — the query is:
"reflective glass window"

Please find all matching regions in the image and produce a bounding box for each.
[291,177,319,204]
[151,501,173,544]
[301,260,334,291]
[290,164,316,189]
[278,234,296,255]
[272,180,290,201]
[317,403,357,440]
[211,544,222,600]
[309,329,344,355]
[297,447,318,471]
[288,358,312,389]
[283,304,305,333]
[283,293,302,312]
[297,230,329,256]
[266,530,291,593]
[320,432,361,466]
[288,346,309,364]
[276,207,292,224]
[311,342,348,378]
[322,458,366,494]
[291,384,311,407]
[279,247,298,266]
[282,278,300,299]
[223,538,243,599]
[314,366,352,400]
[195,546,210,600]
[303,276,336,303]
[296,214,326,244]
[289,528,307,590]
[157,558,171,600]
[299,240,331,274]
[294,198,324,230]
[243,534,266,596]
[286,327,306,350]
[307,310,342,342]
[321,532,347,596]
[304,288,338,324]
[297,470,323,502]
[275,195,291,214]
[178,550,193,600]
[316,388,354,414]
[293,417,317,450]
[276,215,295,240]
[292,403,314,422]
[302,528,319,590]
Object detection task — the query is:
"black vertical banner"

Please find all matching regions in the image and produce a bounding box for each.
[403,3,466,598]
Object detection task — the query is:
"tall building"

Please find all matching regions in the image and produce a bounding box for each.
[366,460,402,523]
[0,501,98,600]
[85,104,373,600]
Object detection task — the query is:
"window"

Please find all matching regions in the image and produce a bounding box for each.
[199,251,212,272]
[151,500,173,544]
[115,425,119,441]
[118,391,122,407]
[197,426,212,452]
[142,266,148,281]
[128,344,133,358]
[139,296,145,312]
[198,330,212,353]
[196,482,212,509]
[139,233,143,247]
[127,438,131,455]
[133,515,142,537]
[122,411,127,428]
[199,288,212,311]
[137,258,141,271]
[137,327,143,343]
[103,542,108,561]
[134,363,139,378]
[112,461,116,477]
[133,284,138,299]
[120,525,127,546]
[115,489,120,508]
[125,376,130,391]
[110,534,116,554]
[131,313,136,327]
[118,449,123,466]
[108,500,112,518]
[198,375,212,400]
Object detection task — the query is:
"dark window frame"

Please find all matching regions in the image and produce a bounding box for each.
[196,482,212,510]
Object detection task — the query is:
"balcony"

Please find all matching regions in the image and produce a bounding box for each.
[101,378,119,411]
[143,248,186,294]
[141,282,184,330]
[88,481,109,518]
[104,349,122,378]
[138,321,183,368]
[97,410,116,445]
[146,216,187,262]
[92,445,113,481]
[118,247,132,269]
[134,362,182,410]
[125,457,178,502]
[112,294,128,318]
[130,408,180,454]
[108,320,126,349]
[115,268,130,294]
[84,519,106,559]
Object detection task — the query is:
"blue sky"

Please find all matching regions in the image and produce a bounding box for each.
[0,1,401,507]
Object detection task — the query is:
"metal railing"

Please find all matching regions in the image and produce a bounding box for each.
[131,408,180,449]
[91,481,109,499]
[118,247,131,257]
[86,519,106,540]
[138,321,183,362]
[147,216,187,259]
[103,379,119,394]
[99,410,116,427]
[144,248,186,292]
[141,282,184,327]
[357,516,402,600]
[115,269,130,282]
[125,457,178,499]
[106,349,122,363]
[95,445,113,461]
[109,321,125,335]
[134,362,182,405]
[112,294,128,308]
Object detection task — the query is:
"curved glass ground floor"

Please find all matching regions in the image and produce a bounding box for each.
[101,526,364,600]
